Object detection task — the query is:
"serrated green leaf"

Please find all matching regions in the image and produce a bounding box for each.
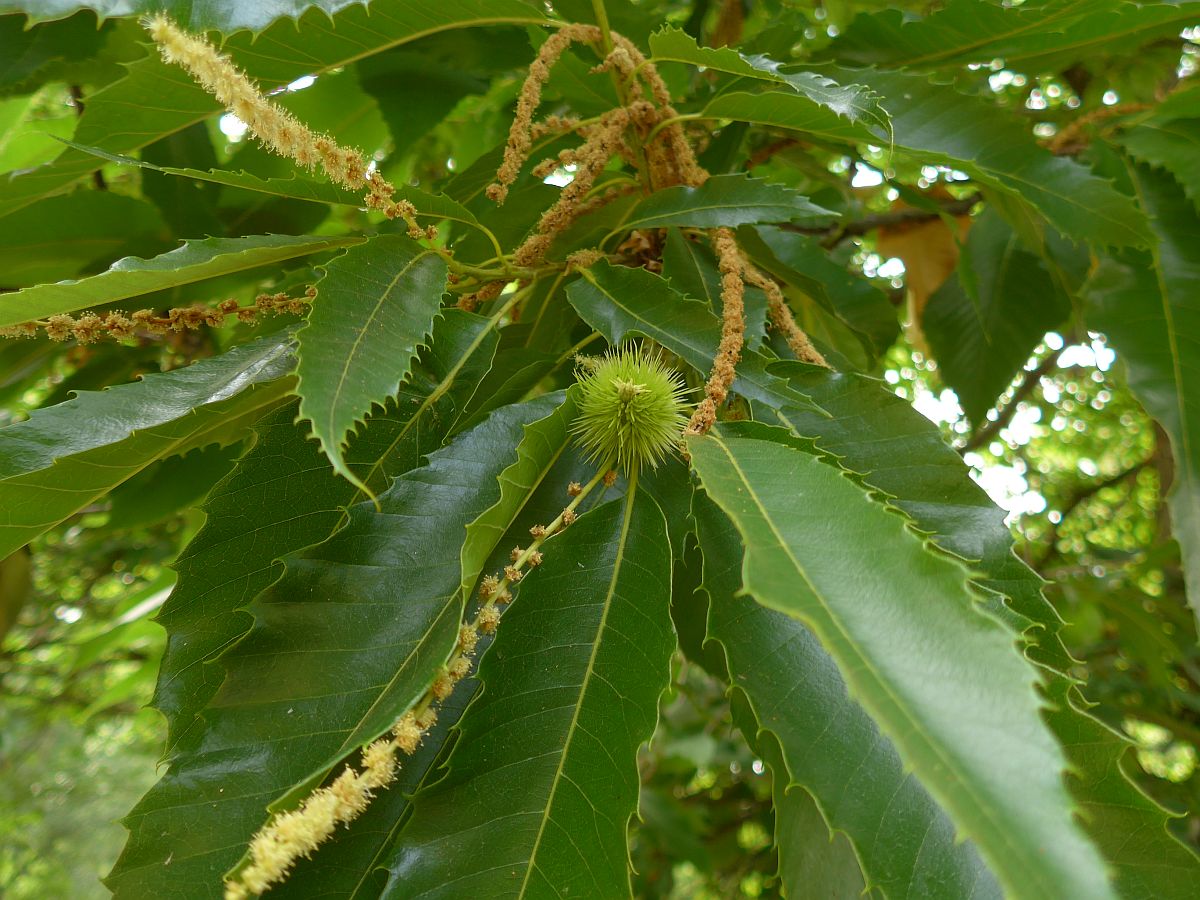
[0,0,550,218]
[0,0,366,34]
[58,139,363,205]
[387,485,674,899]
[1042,677,1200,900]
[616,173,834,232]
[1086,160,1200,637]
[649,25,889,140]
[924,209,1071,424]
[0,332,294,559]
[696,491,1000,899]
[711,68,1150,248]
[297,234,448,487]
[823,0,1200,73]
[769,362,1200,896]
[0,233,361,328]
[1119,118,1200,213]
[109,393,567,899]
[151,309,501,753]
[687,428,1114,900]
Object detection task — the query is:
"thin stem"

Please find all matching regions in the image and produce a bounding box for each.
[591,0,614,55]
[645,112,702,144]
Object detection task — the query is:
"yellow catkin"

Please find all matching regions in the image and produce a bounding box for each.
[687,228,746,434]
[742,263,829,367]
[3,291,313,344]
[487,24,603,203]
[145,15,431,239]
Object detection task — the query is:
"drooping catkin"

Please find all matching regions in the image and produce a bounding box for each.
[145,15,432,239]
[513,106,631,268]
[687,228,746,435]
[742,264,829,367]
[0,290,315,343]
[487,24,603,203]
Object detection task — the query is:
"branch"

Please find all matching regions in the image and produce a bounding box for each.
[961,349,1064,453]
[1033,459,1151,570]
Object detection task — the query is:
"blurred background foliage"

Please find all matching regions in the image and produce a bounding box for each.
[1,0,1198,895]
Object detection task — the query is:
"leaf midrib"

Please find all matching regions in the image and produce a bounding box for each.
[517,484,638,898]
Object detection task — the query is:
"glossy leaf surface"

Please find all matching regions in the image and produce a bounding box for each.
[389,487,674,899]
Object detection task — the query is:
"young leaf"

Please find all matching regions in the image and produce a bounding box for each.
[297,234,448,488]
[388,487,674,899]
[109,393,568,899]
[923,209,1071,424]
[696,492,1000,898]
[0,332,295,558]
[617,173,835,232]
[0,233,361,329]
[152,310,502,752]
[687,429,1114,900]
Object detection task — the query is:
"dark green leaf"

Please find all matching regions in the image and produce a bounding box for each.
[697,491,999,898]
[297,234,448,487]
[0,191,165,287]
[1120,118,1200,213]
[103,444,240,533]
[1086,161,1200,635]
[770,362,1200,896]
[661,228,768,348]
[388,485,674,899]
[715,68,1151,248]
[823,0,1200,72]
[740,225,899,362]
[617,173,834,232]
[151,309,502,752]
[109,393,568,899]
[0,12,108,93]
